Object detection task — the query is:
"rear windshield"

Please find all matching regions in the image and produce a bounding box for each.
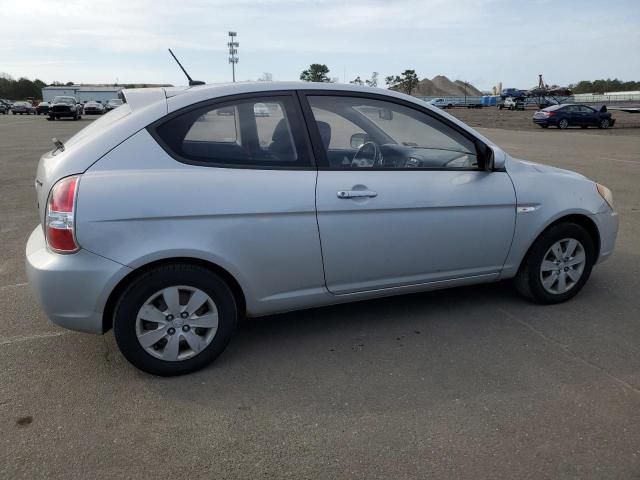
[543,104,564,112]
[52,96,76,104]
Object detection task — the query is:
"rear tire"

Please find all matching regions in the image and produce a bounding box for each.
[558,118,569,129]
[514,223,595,304]
[113,264,238,376]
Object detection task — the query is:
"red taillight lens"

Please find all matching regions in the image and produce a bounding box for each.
[46,175,80,253]
[546,112,555,117]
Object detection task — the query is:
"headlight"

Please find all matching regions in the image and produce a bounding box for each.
[596,183,614,209]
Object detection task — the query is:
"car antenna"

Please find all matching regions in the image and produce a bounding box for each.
[168,48,205,86]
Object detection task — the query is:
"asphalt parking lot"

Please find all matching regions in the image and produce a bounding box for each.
[1,114,639,479]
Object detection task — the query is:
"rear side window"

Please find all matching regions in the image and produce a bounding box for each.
[153,95,312,169]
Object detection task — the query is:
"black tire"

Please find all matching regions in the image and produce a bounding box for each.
[558,118,569,129]
[599,118,610,129]
[514,222,595,304]
[113,264,238,376]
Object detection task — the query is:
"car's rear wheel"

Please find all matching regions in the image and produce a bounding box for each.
[514,223,595,304]
[113,264,238,376]
[558,118,569,129]
[599,119,610,129]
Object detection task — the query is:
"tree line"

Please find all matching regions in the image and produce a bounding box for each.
[3,69,638,100]
[0,74,48,100]
[568,79,640,94]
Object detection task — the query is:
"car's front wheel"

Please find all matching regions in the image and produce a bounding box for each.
[599,119,610,129]
[515,223,595,304]
[113,264,238,376]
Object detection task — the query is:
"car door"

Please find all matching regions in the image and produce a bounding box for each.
[81,92,326,314]
[301,92,516,294]
[578,105,597,126]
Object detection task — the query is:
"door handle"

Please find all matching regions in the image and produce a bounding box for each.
[337,190,378,199]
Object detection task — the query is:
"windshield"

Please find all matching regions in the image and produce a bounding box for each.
[52,96,75,104]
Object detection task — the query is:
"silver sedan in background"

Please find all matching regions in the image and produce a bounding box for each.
[26,82,618,376]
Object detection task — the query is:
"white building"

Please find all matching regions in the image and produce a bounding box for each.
[42,86,122,103]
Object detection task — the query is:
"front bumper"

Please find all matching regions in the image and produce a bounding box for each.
[25,226,132,334]
[593,205,619,264]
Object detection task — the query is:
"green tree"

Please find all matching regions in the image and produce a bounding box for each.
[385,69,419,95]
[300,64,331,82]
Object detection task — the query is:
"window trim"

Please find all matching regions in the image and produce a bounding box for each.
[297,90,494,172]
[148,91,316,171]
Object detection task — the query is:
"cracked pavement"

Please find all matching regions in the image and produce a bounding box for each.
[1,115,639,479]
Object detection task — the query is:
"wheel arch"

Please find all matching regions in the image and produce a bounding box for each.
[102,257,247,333]
[517,213,601,274]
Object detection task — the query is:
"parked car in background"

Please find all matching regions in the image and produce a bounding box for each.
[11,101,35,115]
[428,98,459,109]
[0,102,8,114]
[36,101,50,115]
[25,82,618,376]
[503,97,525,111]
[533,104,615,129]
[104,98,123,111]
[501,88,526,98]
[83,101,105,115]
[48,96,83,121]
[253,102,270,116]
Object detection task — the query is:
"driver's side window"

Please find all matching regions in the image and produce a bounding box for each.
[306,95,479,170]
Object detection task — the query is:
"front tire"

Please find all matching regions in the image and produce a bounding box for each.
[599,119,610,129]
[113,264,238,376]
[514,223,595,304]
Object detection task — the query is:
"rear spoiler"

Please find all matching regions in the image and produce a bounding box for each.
[119,87,190,111]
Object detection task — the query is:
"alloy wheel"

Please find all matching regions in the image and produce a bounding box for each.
[539,238,586,294]
[135,285,219,361]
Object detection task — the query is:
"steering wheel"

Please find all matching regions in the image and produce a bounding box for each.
[352,141,381,168]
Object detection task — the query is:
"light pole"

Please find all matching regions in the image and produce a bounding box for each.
[228,31,239,82]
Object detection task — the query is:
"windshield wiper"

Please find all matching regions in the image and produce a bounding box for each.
[51,137,65,153]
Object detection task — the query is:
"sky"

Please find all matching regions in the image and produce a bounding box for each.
[1,0,639,91]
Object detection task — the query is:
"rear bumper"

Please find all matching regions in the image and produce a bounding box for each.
[25,226,132,334]
[533,118,556,126]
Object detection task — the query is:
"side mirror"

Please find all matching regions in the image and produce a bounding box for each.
[379,108,393,120]
[477,142,497,171]
[350,133,368,149]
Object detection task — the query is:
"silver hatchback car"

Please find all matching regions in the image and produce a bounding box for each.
[26,82,618,375]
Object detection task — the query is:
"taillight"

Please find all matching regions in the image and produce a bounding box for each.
[46,175,80,253]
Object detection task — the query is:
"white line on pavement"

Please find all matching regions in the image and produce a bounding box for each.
[0,282,28,290]
[0,331,70,346]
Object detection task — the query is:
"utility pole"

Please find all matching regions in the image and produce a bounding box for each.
[228,31,239,82]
